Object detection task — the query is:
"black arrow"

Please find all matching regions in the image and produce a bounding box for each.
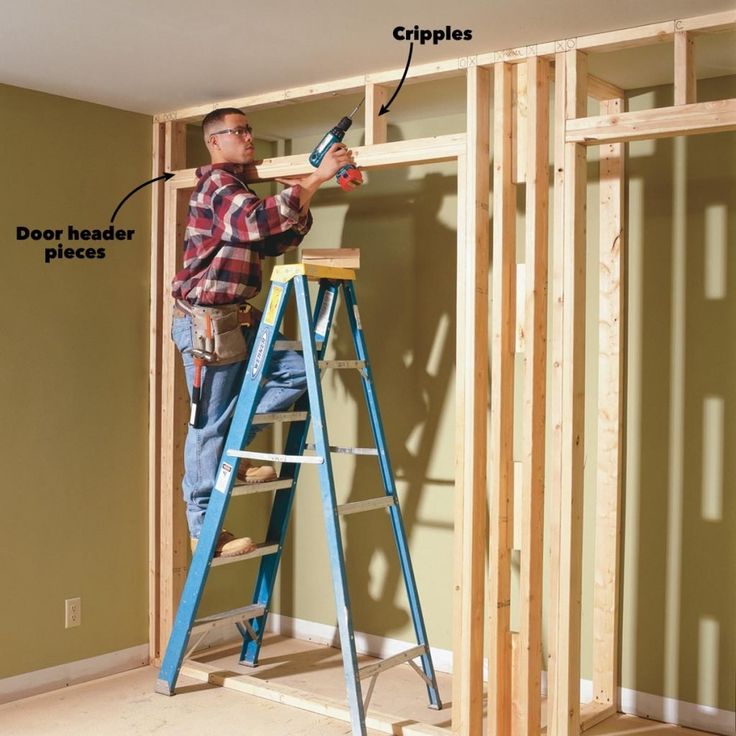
[110,172,175,223]
[379,42,414,116]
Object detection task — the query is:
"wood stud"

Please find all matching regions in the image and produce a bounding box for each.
[674,32,697,106]
[488,60,515,736]
[159,121,189,660]
[550,48,588,736]
[365,83,389,145]
[151,10,736,736]
[452,64,490,736]
[591,96,625,714]
[517,55,550,736]
[149,121,166,663]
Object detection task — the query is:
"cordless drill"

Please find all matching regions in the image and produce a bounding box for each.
[309,99,364,191]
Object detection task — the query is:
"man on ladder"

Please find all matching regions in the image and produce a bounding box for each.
[171,106,356,557]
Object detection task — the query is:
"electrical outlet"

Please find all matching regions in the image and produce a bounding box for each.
[65,597,81,628]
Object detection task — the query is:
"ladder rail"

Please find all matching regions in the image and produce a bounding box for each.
[341,280,442,709]
[240,280,340,668]
[294,275,368,735]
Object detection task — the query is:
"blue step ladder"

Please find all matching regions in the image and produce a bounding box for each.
[156,264,442,735]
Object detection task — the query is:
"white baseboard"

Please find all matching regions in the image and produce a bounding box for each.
[266,612,455,675]
[0,644,149,705]
[618,685,735,736]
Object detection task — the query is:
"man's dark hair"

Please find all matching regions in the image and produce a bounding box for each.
[202,107,246,136]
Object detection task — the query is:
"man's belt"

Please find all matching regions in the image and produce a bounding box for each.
[174,299,257,327]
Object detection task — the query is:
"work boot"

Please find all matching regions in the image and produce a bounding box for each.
[190,530,256,558]
[236,460,277,484]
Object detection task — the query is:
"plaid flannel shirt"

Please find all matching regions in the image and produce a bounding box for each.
[171,162,312,306]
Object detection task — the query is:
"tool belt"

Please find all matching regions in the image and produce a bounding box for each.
[175,299,260,366]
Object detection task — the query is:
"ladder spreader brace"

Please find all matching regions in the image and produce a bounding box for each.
[156,263,442,736]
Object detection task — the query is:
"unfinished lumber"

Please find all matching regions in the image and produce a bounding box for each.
[517,55,549,736]
[587,75,625,103]
[546,50,566,736]
[548,49,588,736]
[580,702,617,731]
[181,660,447,735]
[452,64,490,736]
[302,248,360,269]
[168,134,466,188]
[515,264,526,353]
[365,83,389,145]
[160,121,189,659]
[575,20,674,53]
[149,121,166,663]
[592,96,625,713]
[678,8,736,32]
[566,98,736,144]
[513,62,528,183]
[488,60,515,736]
[674,32,697,106]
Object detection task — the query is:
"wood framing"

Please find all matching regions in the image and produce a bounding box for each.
[452,64,490,736]
[547,48,567,736]
[181,660,447,735]
[517,55,549,736]
[158,121,189,659]
[149,121,166,661]
[168,135,465,189]
[549,48,588,736]
[592,96,625,713]
[488,60,515,736]
[365,83,389,145]
[149,9,736,736]
[567,98,736,144]
[674,32,697,106]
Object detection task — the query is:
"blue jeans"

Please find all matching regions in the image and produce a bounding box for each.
[171,314,307,539]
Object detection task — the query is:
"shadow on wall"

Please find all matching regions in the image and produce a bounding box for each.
[626,78,736,711]
[283,131,458,637]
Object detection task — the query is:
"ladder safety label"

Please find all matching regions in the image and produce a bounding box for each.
[214,462,233,493]
[252,330,269,377]
[315,290,335,337]
[16,224,135,263]
[353,305,362,330]
[393,25,472,45]
[264,285,283,325]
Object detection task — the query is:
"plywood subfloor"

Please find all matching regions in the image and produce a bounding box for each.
[0,634,716,736]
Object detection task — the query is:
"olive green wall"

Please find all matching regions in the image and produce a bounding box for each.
[0,83,151,678]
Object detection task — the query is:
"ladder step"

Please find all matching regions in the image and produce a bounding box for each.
[358,645,428,680]
[193,604,266,632]
[227,449,324,465]
[252,411,308,425]
[274,340,324,351]
[305,443,379,457]
[318,360,365,371]
[232,479,293,497]
[337,497,395,516]
[210,542,280,568]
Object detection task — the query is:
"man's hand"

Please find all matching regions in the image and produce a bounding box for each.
[314,143,356,183]
[294,143,357,214]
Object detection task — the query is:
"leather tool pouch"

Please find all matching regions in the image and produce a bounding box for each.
[177,300,250,366]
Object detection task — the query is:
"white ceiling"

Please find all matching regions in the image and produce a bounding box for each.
[0,0,734,117]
